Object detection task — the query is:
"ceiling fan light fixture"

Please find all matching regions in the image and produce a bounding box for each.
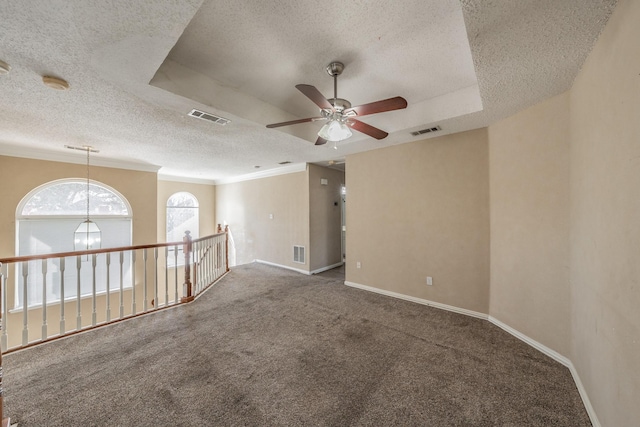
[318,120,352,142]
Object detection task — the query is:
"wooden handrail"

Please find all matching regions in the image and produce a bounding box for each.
[0,232,227,264]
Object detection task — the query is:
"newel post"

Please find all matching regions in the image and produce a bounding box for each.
[217,223,222,233]
[181,231,195,303]
[224,225,230,272]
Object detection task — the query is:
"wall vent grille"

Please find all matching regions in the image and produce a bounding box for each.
[188,109,231,125]
[293,245,306,264]
[411,125,441,136]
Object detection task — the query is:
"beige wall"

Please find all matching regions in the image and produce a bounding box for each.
[308,164,344,271]
[569,0,640,424]
[157,180,216,242]
[345,129,490,314]
[488,92,571,356]
[0,155,157,259]
[215,171,310,270]
[0,156,159,348]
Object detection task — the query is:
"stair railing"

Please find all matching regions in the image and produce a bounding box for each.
[0,229,229,354]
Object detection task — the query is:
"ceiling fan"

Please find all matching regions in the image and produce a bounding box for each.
[266,62,408,146]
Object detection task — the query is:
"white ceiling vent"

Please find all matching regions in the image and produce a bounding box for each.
[293,245,305,264]
[188,109,231,125]
[411,125,441,136]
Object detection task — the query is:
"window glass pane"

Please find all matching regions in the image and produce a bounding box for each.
[22,181,129,216]
[16,217,132,308]
[167,207,199,242]
[19,218,131,256]
[167,192,199,208]
[166,192,199,267]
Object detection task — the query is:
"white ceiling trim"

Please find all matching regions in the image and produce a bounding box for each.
[157,173,217,185]
[0,145,161,173]
[215,163,307,185]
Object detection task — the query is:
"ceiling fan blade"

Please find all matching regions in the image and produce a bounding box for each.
[344,96,407,117]
[315,136,328,146]
[266,117,323,128]
[347,119,389,140]
[296,84,334,111]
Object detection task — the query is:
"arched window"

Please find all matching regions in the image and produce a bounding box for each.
[16,179,132,308]
[166,192,199,266]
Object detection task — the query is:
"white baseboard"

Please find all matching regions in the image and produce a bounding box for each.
[343,281,488,320]
[488,316,571,366]
[341,280,599,427]
[488,316,600,427]
[255,260,344,276]
[255,259,310,275]
[310,262,344,275]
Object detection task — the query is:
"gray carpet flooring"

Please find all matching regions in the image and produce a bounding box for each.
[3,262,590,426]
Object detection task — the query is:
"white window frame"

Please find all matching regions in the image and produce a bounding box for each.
[14,178,133,309]
[166,192,199,267]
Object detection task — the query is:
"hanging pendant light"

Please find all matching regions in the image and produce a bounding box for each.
[72,145,101,251]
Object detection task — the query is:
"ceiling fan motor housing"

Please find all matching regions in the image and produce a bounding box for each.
[326,62,344,77]
[327,98,351,112]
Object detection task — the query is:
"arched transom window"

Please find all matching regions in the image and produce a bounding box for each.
[15,179,132,308]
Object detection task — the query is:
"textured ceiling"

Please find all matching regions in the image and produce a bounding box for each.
[0,0,617,182]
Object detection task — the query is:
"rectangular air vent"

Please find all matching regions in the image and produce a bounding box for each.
[293,245,306,264]
[411,125,441,136]
[188,109,231,125]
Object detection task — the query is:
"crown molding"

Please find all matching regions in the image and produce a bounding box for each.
[214,163,307,185]
[0,144,161,173]
[157,173,217,185]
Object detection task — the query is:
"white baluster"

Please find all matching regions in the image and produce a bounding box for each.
[143,249,148,312]
[131,251,136,315]
[59,258,65,336]
[154,247,158,310]
[215,237,219,277]
[195,241,200,293]
[21,261,29,346]
[199,241,204,292]
[91,254,97,326]
[41,259,48,340]
[164,247,169,307]
[1,264,8,352]
[218,236,223,277]
[202,241,206,289]
[76,256,82,330]
[173,245,178,303]
[106,252,111,322]
[119,251,124,318]
[209,238,213,281]
[216,236,221,278]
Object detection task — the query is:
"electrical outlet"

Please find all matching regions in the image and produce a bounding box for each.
[426,276,433,286]
[269,213,274,219]
[356,261,361,269]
